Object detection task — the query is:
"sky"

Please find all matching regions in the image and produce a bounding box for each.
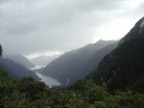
[0,0,144,59]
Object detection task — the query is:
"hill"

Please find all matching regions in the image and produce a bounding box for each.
[0,58,40,80]
[4,54,35,69]
[92,16,144,92]
[42,40,117,85]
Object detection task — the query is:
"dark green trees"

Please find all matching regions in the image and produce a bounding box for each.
[0,69,144,108]
[0,44,2,56]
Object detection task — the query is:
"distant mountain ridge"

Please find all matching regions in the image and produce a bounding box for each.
[0,58,40,80]
[4,54,35,69]
[92,16,144,92]
[41,40,117,86]
[75,42,118,81]
[31,54,61,66]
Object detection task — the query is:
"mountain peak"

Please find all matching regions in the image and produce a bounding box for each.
[97,39,105,43]
[119,16,144,45]
[97,39,115,43]
[139,17,144,28]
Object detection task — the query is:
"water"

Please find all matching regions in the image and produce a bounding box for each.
[36,73,62,88]
[29,65,62,88]
[30,65,45,70]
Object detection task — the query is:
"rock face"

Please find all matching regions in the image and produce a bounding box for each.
[41,40,117,86]
[92,16,144,92]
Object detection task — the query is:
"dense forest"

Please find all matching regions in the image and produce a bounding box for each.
[0,69,144,108]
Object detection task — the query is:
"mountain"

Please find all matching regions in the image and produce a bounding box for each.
[92,16,144,92]
[31,54,61,67]
[74,42,118,82]
[3,54,35,69]
[0,58,40,80]
[41,40,117,86]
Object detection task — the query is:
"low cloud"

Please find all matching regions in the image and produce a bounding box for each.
[0,0,144,56]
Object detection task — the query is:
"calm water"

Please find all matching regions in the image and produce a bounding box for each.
[36,73,62,88]
[30,65,45,70]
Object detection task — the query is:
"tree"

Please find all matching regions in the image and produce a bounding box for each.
[0,44,2,56]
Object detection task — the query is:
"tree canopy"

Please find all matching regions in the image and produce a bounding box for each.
[0,44,2,56]
[0,69,144,108]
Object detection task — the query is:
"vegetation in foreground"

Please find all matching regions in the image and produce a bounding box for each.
[0,69,144,108]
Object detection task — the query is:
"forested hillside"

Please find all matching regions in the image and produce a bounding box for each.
[92,17,144,92]
[0,70,144,108]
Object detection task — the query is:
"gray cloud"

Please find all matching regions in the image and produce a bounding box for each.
[0,0,144,55]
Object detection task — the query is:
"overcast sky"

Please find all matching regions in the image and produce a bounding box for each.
[0,0,144,59]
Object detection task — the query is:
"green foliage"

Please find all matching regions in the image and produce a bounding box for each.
[0,70,8,79]
[93,38,144,92]
[0,44,2,56]
[0,70,144,108]
[17,77,46,101]
[66,92,90,108]
[95,91,144,108]
[73,79,108,103]
[0,70,32,108]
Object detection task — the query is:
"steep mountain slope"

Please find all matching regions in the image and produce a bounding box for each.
[0,58,40,80]
[92,17,144,92]
[75,42,118,81]
[42,40,117,85]
[4,54,35,69]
